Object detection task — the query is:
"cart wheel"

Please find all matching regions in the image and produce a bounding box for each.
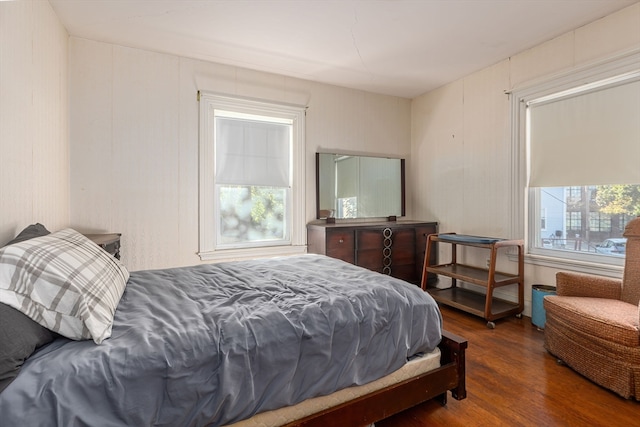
[516,313,523,319]
[486,321,496,329]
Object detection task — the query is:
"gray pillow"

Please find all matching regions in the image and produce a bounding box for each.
[0,303,56,393]
[0,223,54,393]
[4,223,50,246]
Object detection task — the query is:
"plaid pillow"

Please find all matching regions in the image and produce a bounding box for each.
[0,228,129,344]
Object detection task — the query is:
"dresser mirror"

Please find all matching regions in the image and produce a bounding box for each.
[316,153,405,220]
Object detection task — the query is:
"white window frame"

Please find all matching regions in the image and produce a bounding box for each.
[198,92,306,261]
[510,48,640,277]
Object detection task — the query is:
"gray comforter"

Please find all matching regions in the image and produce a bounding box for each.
[0,254,442,426]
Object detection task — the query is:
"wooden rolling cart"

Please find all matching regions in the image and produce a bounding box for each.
[421,233,524,328]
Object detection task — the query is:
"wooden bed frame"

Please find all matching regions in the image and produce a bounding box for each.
[285,330,467,426]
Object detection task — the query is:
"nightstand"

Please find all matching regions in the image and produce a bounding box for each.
[85,233,122,260]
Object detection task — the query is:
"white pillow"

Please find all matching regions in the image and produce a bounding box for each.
[0,228,129,344]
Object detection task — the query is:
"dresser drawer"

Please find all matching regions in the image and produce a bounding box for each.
[326,231,355,263]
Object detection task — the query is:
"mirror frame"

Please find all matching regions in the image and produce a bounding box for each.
[315,152,406,220]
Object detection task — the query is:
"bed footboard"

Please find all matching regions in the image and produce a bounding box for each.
[439,329,468,401]
[284,329,468,427]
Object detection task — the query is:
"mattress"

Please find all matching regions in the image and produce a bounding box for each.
[227,348,441,426]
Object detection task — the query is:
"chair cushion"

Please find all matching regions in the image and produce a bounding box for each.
[544,295,639,347]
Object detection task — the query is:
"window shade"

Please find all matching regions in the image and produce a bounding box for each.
[215,117,291,187]
[336,156,358,199]
[528,78,640,187]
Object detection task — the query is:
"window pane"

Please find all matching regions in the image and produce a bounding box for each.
[337,197,358,218]
[218,186,288,245]
[533,185,640,258]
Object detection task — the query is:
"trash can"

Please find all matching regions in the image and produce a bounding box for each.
[531,284,556,329]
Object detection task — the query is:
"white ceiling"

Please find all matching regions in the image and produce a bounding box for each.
[49,0,638,98]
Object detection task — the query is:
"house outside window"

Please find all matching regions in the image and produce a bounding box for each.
[198,92,306,261]
[512,50,640,271]
[535,185,636,256]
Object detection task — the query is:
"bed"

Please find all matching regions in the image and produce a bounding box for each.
[0,226,466,426]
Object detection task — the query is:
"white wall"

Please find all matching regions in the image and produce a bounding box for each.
[411,3,640,315]
[69,39,411,271]
[0,1,69,244]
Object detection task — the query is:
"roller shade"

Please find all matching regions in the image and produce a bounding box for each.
[215,116,291,187]
[336,156,358,198]
[528,78,640,187]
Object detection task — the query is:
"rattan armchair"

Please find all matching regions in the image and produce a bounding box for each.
[544,217,640,400]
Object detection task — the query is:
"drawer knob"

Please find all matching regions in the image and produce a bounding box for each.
[339,238,344,243]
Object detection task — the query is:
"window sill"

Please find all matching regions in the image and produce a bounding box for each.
[508,252,624,279]
[198,245,307,262]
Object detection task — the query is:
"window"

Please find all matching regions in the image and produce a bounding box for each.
[511,50,640,271]
[198,92,306,260]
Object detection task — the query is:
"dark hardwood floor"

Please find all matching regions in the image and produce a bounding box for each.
[377,305,639,427]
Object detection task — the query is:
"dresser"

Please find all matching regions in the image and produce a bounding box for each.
[307,220,437,285]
